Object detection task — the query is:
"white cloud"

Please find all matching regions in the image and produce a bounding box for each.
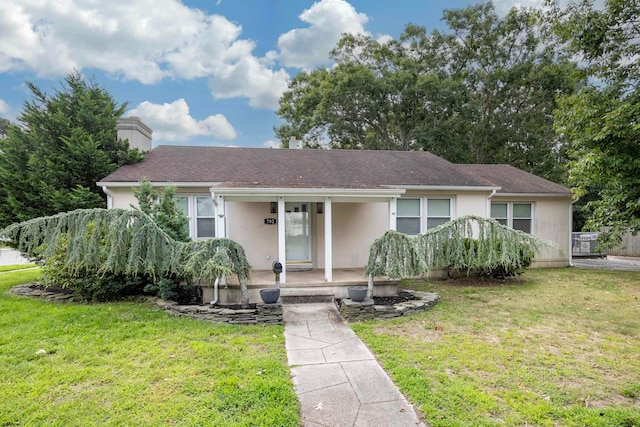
[278,0,369,69]
[262,140,280,149]
[128,99,237,142]
[0,0,289,109]
[208,56,290,110]
[0,99,9,116]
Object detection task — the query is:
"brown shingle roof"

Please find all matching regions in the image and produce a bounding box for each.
[99,145,570,194]
[455,164,571,195]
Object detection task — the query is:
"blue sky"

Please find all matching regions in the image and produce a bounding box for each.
[0,0,542,148]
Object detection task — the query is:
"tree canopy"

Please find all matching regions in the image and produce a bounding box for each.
[275,3,583,183]
[0,72,143,229]
[549,0,640,246]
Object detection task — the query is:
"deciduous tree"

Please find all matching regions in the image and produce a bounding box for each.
[275,4,583,183]
[549,0,640,246]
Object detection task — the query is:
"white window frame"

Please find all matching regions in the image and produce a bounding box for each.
[397,197,454,235]
[396,198,422,235]
[426,198,453,230]
[491,202,533,234]
[175,194,216,240]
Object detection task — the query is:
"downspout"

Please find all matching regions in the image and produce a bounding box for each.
[209,278,220,305]
[486,189,497,216]
[101,186,113,209]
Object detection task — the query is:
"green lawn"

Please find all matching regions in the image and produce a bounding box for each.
[353,268,640,427]
[4,264,639,427]
[0,267,300,426]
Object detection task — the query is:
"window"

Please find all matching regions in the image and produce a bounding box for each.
[491,202,532,233]
[513,203,532,233]
[174,195,191,237]
[397,198,421,235]
[175,195,216,239]
[490,203,508,226]
[427,199,451,229]
[195,196,215,238]
[397,197,453,235]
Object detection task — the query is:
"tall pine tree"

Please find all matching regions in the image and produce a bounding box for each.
[0,72,143,228]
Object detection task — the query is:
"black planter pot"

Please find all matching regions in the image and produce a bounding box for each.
[347,286,367,302]
[259,288,280,304]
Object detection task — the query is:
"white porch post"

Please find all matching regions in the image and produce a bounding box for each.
[277,197,286,284]
[324,197,332,282]
[389,197,397,230]
[215,195,226,238]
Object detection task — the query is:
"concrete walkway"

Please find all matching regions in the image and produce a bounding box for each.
[0,248,31,266]
[283,303,428,427]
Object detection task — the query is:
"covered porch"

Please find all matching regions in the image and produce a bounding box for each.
[210,186,406,287]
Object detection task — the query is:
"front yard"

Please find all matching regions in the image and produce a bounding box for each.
[2,265,639,426]
[353,268,640,427]
[0,267,300,427]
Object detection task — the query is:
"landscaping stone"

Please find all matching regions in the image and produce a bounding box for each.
[162,300,283,325]
[9,283,284,325]
[10,283,436,325]
[338,289,440,322]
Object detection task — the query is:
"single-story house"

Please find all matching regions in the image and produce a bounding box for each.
[98,118,573,301]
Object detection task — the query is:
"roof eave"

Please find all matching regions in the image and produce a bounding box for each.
[211,187,406,201]
[494,192,573,198]
[384,185,501,192]
[97,181,222,187]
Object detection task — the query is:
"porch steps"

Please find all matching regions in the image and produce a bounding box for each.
[280,286,335,303]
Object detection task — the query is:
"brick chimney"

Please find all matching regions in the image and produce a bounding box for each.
[116,116,152,152]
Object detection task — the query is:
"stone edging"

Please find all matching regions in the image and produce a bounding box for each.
[9,284,76,302]
[157,299,284,325]
[338,289,440,322]
[9,284,438,325]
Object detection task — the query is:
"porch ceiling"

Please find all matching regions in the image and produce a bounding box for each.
[210,186,405,202]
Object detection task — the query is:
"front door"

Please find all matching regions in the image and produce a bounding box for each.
[285,202,312,267]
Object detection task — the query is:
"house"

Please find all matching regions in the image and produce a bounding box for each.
[99,117,573,301]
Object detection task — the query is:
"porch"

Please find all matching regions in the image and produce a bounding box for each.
[204,268,401,305]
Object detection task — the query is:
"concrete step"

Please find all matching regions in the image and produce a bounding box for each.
[280,286,335,303]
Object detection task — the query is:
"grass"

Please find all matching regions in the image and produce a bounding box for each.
[353,268,640,427]
[0,267,300,426]
[0,263,37,272]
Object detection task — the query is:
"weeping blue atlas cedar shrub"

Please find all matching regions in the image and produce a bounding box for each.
[0,208,252,305]
[365,215,554,294]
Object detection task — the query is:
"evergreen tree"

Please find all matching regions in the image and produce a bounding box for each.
[133,178,190,242]
[0,72,143,228]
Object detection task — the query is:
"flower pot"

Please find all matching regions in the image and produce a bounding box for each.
[347,286,367,302]
[259,288,280,304]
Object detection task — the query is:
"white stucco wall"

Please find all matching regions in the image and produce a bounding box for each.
[106,187,139,209]
[491,196,572,267]
[225,202,278,270]
[104,185,571,270]
[319,202,389,269]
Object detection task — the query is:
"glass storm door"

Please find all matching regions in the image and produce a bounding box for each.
[285,202,312,264]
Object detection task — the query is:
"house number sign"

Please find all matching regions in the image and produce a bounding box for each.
[264,218,277,225]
